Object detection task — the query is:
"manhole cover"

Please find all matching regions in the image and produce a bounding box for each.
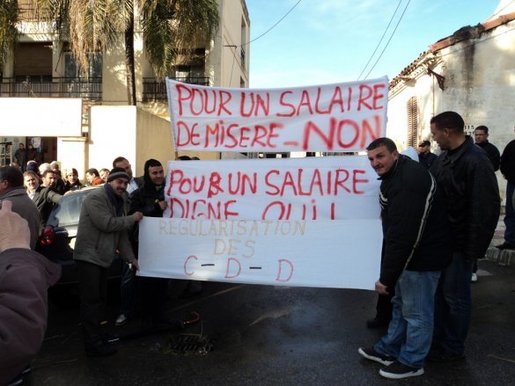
[164,334,213,356]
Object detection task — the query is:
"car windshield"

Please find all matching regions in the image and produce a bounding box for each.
[47,188,97,228]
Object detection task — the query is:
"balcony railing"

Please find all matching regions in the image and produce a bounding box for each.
[0,77,102,99]
[0,76,209,101]
[143,76,210,101]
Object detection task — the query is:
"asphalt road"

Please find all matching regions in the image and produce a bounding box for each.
[23,221,515,385]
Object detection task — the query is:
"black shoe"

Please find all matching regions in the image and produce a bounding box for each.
[496,242,515,250]
[358,347,395,366]
[366,317,390,329]
[85,343,118,357]
[379,361,424,379]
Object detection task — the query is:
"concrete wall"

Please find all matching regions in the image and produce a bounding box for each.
[135,109,175,175]
[58,136,87,180]
[88,106,137,173]
[436,25,515,144]
[102,41,132,105]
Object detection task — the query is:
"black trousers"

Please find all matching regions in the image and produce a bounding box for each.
[140,277,168,322]
[375,291,394,321]
[77,260,108,348]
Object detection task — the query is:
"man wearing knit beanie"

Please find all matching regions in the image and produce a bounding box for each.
[107,168,130,183]
[74,166,143,357]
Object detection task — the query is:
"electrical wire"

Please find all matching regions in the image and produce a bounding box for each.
[244,0,303,47]
[224,0,302,86]
[363,0,411,79]
[357,0,403,80]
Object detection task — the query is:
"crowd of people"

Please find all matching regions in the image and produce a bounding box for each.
[1,154,199,369]
[0,111,514,382]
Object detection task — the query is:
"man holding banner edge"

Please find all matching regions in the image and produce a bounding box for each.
[358,137,452,379]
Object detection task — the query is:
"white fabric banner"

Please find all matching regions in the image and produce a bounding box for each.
[138,218,382,290]
[137,155,383,289]
[163,156,381,220]
[166,77,388,152]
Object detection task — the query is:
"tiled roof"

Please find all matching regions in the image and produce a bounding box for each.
[389,11,515,89]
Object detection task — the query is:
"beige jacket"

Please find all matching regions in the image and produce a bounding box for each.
[73,186,136,268]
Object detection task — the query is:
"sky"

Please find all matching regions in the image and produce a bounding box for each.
[244,0,503,88]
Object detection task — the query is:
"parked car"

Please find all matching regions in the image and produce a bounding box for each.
[36,186,122,286]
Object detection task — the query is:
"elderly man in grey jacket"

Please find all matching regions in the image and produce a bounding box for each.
[74,167,143,356]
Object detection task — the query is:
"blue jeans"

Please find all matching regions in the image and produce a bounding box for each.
[374,270,441,368]
[504,182,515,244]
[433,252,473,356]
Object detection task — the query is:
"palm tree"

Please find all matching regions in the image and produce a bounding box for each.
[31,0,219,104]
[0,0,18,70]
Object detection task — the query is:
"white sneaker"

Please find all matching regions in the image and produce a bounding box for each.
[471,273,478,282]
[115,314,127,326]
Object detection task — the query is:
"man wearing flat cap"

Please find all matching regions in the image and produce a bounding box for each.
[74,167,143,356]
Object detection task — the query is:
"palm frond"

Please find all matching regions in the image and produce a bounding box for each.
[139,0,219,77]
[0,0,19,68]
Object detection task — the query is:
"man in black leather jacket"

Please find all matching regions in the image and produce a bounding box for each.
[358,138,452,379]
[429,111,500,362]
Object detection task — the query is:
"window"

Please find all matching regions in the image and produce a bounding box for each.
[64,52,102,78]
[407,97,418,147]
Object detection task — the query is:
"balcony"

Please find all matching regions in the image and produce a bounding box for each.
[0,77,102,99]
[143,76,210,102]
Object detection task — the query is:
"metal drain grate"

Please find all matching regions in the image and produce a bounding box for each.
[164,334,213,356]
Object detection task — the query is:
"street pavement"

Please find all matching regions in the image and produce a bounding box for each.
[24,219,515,385]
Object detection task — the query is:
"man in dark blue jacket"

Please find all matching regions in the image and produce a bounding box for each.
[359,137,452,380]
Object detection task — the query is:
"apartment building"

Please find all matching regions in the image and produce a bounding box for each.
[0,0,250,176]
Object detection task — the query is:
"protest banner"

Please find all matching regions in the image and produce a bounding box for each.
[138,218,382,290]
[166,77,388,152]
[162,156,380,220]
